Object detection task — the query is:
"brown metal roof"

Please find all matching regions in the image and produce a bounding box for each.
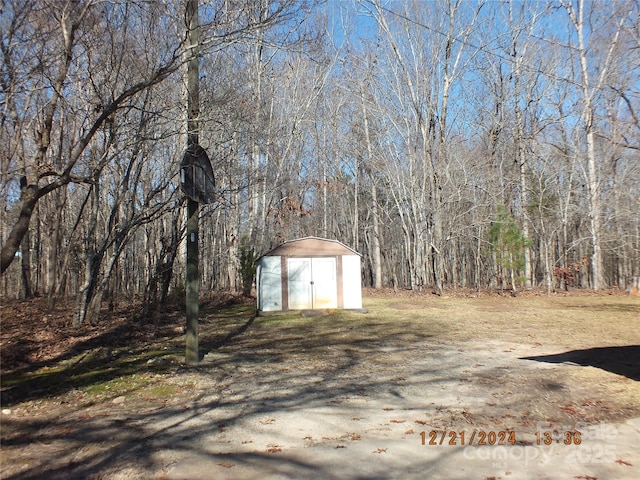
[261,237,360,257]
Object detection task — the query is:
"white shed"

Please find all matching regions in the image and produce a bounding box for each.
[256,237,362,313]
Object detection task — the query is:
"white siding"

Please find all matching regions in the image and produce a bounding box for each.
[342,255,362,309]
[257,256,282,311]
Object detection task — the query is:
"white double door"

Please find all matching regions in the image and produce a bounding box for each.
[287,257,337,310]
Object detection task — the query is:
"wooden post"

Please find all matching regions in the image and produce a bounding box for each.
[185,0,199,365]
[186,199,199,364]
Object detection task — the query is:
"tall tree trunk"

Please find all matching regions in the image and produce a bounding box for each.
[20,226,32,299]
[1,182,38,275]
[565,0,622,290]
[75,185,100,327]
[509,1,532,290]
[360,91,382,288]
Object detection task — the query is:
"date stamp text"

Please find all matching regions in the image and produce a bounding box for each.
[421,430,517,446]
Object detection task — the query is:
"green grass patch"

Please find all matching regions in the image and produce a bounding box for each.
[0,345,184,407]
[82,373,151,397]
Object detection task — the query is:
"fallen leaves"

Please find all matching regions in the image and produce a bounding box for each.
[351,434,361,440]
[260,418,276,425]
[373,448,387,454]
[267,444,282,453]
[55,426,74,436]
[615,459,632,466]
[218,462,234,468]
[390,419,405,423]
[560,403,581,415]
[462,409,474,424]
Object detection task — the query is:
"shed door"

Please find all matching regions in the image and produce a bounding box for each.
[287,257,337,309]
[288,258,312,309]
[311,257,337,308]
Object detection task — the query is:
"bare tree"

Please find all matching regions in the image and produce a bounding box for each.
[560,0,626,290]
[1,0,183,275]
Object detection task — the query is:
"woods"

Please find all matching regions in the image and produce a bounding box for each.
[2,0,639,322]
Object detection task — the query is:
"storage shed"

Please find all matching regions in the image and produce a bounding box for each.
[256,237,362,313]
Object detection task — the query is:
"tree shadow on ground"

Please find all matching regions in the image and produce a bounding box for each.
[0,302,257,407]
[520,345,640,381]
[6,306,634,479]
[198,312,256,360]
[1,309,455,480]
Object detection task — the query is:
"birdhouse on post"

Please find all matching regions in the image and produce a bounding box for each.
[180,142,214,366]
[180,144,215,204]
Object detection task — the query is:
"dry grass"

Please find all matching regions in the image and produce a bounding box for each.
[361,293,640,349]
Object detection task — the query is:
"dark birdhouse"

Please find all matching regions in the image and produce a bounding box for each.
[180,144,215,204]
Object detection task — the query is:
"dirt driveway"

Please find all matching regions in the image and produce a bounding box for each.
[1,293,639,479]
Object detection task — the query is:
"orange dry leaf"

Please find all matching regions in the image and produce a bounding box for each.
[267,447,282,453]
[615,459,632,466]
[218,462,235,468]
[415,420,428,425]
[405,429,414,435]
[373,448,387,454]
[390,419,405,423]
[351,434,361,440]
[382,407,394,411]
[560,404,580,414]
[260,418,276,425]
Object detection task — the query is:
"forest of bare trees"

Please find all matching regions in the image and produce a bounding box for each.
[2,0,639,323]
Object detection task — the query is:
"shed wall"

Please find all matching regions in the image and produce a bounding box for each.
[342,255,362,309]
[257,256,282,311]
